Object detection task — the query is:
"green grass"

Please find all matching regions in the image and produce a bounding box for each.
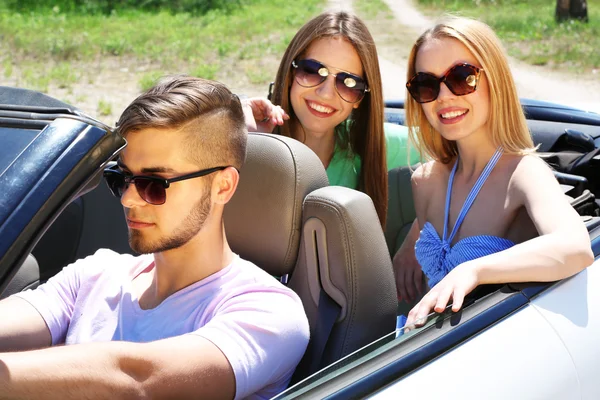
[191,63,219,80]
[97,99,112,116]
[0,0,241,15]
[0,0,324,90]
[355,0,394,20]
[47,63,78,89]
[138,71,164,91]
[3,57,12,78]
[415,0,600,71]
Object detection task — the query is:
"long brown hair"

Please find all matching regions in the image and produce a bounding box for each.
[271,11,388,226]
[406,16,535,164]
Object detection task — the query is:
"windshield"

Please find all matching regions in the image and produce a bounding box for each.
[0,127,39,174]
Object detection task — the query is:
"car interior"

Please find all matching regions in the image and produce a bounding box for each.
[2,88,600,388]
[0,87,399,384]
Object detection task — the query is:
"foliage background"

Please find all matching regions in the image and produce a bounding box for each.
[0,0,242,14]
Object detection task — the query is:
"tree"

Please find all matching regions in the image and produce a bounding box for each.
[556,0,589,22]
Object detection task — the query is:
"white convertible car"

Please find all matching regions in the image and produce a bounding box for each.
[1,87,599,399]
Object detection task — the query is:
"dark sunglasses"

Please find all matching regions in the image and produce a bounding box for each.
[103,164,229,205]
[406,63,484,104]
[292,59,370,103]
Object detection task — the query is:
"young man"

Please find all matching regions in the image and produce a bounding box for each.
[0,76,310,399]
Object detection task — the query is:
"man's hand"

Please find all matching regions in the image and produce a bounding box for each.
[242,97,289,133]
[405,262,479,329]
[393,220,425,303]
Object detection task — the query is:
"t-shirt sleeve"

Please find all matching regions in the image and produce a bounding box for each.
[192,288,310,400]
[384,122,422,169]
[12,249,118,345]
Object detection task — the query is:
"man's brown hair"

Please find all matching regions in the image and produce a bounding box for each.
[117,75,247,169]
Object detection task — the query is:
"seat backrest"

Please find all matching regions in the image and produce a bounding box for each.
[385,166,416,257]
[1,254,40,299]
[288,186,397,380]
[224,132,328,275]
[225,133,397,382]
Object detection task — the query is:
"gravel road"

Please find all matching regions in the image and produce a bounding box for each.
[331,0,600,113]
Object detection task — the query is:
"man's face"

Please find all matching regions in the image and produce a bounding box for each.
[118,127,213,254]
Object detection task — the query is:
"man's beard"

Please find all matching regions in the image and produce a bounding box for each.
[128,189,212,254]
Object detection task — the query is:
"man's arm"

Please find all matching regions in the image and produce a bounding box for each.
[0,334,235,400]
[0,296,51,352]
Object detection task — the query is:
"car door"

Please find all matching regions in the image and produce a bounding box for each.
[275,227,600,399]
[0,90,125,297]
[529,229,600,400]
[372,301,582,400]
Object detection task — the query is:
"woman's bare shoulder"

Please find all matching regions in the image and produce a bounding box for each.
[505,154,558,199]
[508,154,554,184]
[411,160,451,187]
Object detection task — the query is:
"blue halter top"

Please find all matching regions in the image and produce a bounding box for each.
[415,148,515,288]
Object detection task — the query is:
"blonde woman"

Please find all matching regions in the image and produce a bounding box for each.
[403,16,593,326]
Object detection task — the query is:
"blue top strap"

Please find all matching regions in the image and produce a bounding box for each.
[443,148,504,244]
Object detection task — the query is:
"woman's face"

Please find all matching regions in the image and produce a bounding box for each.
[414,37,490,144]
[290,36,364,141]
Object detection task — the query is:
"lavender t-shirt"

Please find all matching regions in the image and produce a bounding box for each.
[14,249,309,399]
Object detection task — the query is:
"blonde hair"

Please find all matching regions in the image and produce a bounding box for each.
[406,16,535,164]
[271,11,388,227]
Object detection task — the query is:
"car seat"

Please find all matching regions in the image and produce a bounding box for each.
[0,254,39,299]
[224,132,397,382]
[385,166,416,258]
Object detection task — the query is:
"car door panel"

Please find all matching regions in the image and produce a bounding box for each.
[530,261,600,400]
[0,116,124,294]
[370,305,580,400]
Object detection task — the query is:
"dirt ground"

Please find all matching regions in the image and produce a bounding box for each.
[4,0,600,125]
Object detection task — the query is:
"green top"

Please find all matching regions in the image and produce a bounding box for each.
[326,122,421,188]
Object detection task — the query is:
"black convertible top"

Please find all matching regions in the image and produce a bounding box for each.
[0,86,110,131]
[0,86,79,110]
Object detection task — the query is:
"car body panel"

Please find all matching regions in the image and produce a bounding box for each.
[370,299,583,400]
[531,262,600,399]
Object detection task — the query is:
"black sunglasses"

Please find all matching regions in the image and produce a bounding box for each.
[292,59,370,103]
[406,63,484,104]
[103,164,230,205]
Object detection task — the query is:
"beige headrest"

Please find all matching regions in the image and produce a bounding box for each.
[224,133,329,276]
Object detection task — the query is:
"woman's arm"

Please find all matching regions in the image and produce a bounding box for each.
[406,156,594,326]
[473,155,593,283]
[393,165,432,303]
[393,219,425,303]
